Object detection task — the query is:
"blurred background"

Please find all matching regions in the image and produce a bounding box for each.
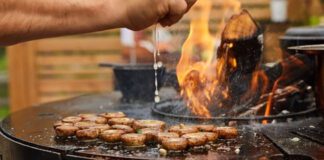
[1,0,324,119]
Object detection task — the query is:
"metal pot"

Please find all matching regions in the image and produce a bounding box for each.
[99,63,165,102]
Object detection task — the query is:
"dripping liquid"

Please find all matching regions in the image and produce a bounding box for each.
[153,25,161,103]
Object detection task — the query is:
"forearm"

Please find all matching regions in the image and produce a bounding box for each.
[0,0,122,45]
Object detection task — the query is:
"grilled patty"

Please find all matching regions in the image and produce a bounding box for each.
[53,121,73,129]
[99,112,126,119]
[200,132,218,142]
[74,121,97,130]
[76,128,99,140]
[161,137,188,151]
[78,113,97,119]
[62,116,82,123]
[169,124,199,136]
[121,133,146,146]
[99,130,126,142]
[214,127,238,139]
[111,125,135,133]
[90,124,110,133]
[196,124,217,132]
[133,120,166,130]
[139,128,160,143]
[157,132,180,143]
[108,118,135,126]
[82,116,108,124]
[55,125,79,137]
[182,132,208,147]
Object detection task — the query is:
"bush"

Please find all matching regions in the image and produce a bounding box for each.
[0,106,9,120]
[0,48,6,71]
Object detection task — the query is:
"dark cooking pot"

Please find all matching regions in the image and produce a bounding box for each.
[280,26,324,54]
[99,63,165,102]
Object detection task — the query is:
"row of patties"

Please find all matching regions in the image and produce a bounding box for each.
[54,112,238,150]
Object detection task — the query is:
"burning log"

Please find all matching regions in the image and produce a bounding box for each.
[175,8,313,118]
[227,53,314,116]
[215,10,263,106]
[237,81,310,117]
[217,9,262,74]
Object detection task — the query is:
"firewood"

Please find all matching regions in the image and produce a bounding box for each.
[237,82,305,117]
[215,10,263,107]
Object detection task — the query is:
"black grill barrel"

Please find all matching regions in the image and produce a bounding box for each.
[0,91,323,160]
[288,45,324,115]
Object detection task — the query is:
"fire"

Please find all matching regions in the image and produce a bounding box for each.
[176,0,245,117]
[176,0,214,117]
[177,0,284,120]
[262,55,305,124]
[175,0,308,122]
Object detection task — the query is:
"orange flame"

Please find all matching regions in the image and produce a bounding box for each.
[176,0,245,117]
[241,69,269,103]
[176,0,214,117]
[177,0,273,119]
[262,55,305,124]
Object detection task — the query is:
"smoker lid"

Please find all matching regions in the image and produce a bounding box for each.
[284,26,324,38]
[280,26,324,52]
[288,44,324,55]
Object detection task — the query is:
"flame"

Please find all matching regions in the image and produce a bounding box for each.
[251,70,269,94]
[262,55,305,124]
[176,0,245,117]
[177,0,273,119]
[176,0,214,117]
[176,0,307,121]
[241,69,269,103]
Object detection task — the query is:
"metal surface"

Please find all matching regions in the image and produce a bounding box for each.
[152,98,318,125]
[261,118,324,160]
[0,91,278,160]
[0,90,323,159]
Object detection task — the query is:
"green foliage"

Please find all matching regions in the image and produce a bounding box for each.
[0,83,8,97]
[0,47,9,120]
[0,48,6,71]
[0,106,9,120]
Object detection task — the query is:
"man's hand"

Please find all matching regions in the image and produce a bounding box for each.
[114,0,197,30]
[0,0,197,46]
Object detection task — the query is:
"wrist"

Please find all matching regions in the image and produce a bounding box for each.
[98,0,128,29]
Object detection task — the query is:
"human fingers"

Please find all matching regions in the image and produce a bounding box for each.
[185,0,197,12]
[159,0,187,26]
